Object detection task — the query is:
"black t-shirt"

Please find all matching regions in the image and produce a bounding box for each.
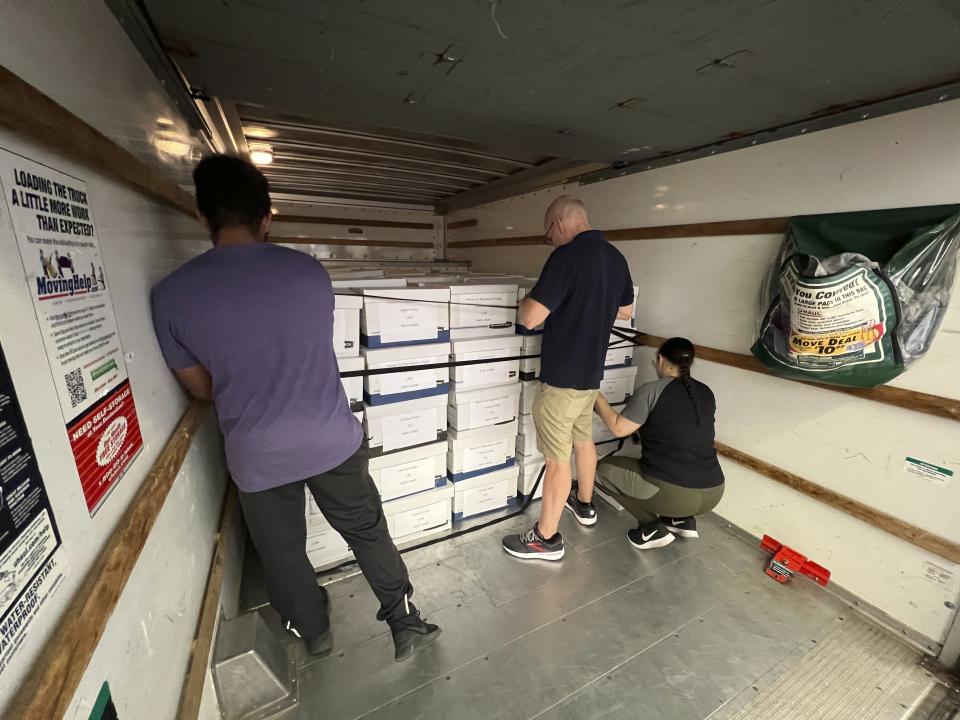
[622,377,725,489]
[529,231,633,390]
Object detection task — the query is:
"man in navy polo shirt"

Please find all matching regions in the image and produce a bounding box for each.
[151,155,440,661]
[503,196,634,561]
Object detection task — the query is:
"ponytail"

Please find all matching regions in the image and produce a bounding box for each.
[659,337,701,425]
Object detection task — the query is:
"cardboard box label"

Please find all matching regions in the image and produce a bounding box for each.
[462,483,506,516]
[380,458,437,498]
[469,395,514,428]
[382,410,436,451]
[458,349,511,386]
[378,358,442,396]
[464,436,513,472]
[600,377,633,404]
[393,501,448,538]
[379,303,437,344]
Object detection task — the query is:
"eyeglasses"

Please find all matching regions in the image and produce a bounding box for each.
[543,220,556,245]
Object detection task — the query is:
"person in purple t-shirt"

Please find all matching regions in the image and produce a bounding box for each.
[151,155,440,662]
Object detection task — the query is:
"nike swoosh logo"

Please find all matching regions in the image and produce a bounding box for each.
[641,531,657,541]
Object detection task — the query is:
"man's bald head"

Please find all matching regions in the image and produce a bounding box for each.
[544,195,591,247]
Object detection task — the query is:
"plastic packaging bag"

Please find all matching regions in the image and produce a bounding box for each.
[752,205,960,388]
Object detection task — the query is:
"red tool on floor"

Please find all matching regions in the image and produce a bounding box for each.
[761,535,831,586]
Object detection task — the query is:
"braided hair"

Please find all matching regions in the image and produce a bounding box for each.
[659,337,701,425]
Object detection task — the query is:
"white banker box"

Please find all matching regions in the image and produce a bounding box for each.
[519,335,541,380]
[519,380,538,415]
[368,441,447,501]
[453,465,518,521]
[447,419,518,482]
[306,528,352,569]
[361,342,450,405]
[304,493,353,568]
[445,283,518,339]
[360,287,450,348]
[383,482,454,544]
[600,366,639,405]
[333,293,363,357]
[593,405,625,443]
[518,453,545,500]
[337,355,364,411]
[516,413,539,457]
[364,394,448,456]
[448,383,521,432]
[449,335,522,390]
[605,341,634,369]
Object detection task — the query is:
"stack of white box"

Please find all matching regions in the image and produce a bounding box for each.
[304,289,365,569]
[445,282,522,521]
[359,287,455,545]
[308,275,640,568]
[515,381,545,501]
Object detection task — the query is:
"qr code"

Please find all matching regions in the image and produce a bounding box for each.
[65,368,87,408]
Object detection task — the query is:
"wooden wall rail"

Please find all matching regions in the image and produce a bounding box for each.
[447,217,789,248]
[6,401,210,720]
[716,442,960,565]
[635,334,960,423]
[268,235,434,248]
[177,487,237,720]
[273,214,432,230]
[0,64,196,217]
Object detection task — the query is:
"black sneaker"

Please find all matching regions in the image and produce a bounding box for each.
[565,490,597,526]
[663,516,699,538]
[627,521,676,550]
[282,586,333,657]
[390,598,442,662]
[502,525,565,561]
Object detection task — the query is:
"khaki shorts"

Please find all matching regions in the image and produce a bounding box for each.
[532,383,599,462]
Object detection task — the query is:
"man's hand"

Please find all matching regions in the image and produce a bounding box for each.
[616,304,633,321]
[518,296,550,331]
[174,365,213,402]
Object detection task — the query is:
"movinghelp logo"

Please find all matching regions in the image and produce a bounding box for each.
[35,249,105,300]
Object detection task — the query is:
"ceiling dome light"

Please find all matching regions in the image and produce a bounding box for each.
[249,143,273,165]
[154,129,192,158]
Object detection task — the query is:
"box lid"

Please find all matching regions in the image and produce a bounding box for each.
[454,465,519,491]
[336,356,365,371]
[520,335,542,350]
[362,287,450,303]
[364,392,448,419]
[518,453,545,469]
[382,480,454,513]
[449,382,521,406]
[332,279,407,289]
[368,440,447,470]
[603,365,640,380]
[447,282,519,295]
[333,292,364,309]
[362,342,451,364]
[450,335,523,354]
[448,419,518,447]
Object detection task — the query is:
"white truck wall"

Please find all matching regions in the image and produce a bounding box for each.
[0,1,227,717]
[447,99,960,648]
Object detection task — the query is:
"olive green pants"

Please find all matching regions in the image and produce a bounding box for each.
[596,456,724,525]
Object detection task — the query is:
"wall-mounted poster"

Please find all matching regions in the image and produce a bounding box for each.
[0,339,68,677]
[0,148,143,515]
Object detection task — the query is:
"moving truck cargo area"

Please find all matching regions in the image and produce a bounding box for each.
[0,2,958,718]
